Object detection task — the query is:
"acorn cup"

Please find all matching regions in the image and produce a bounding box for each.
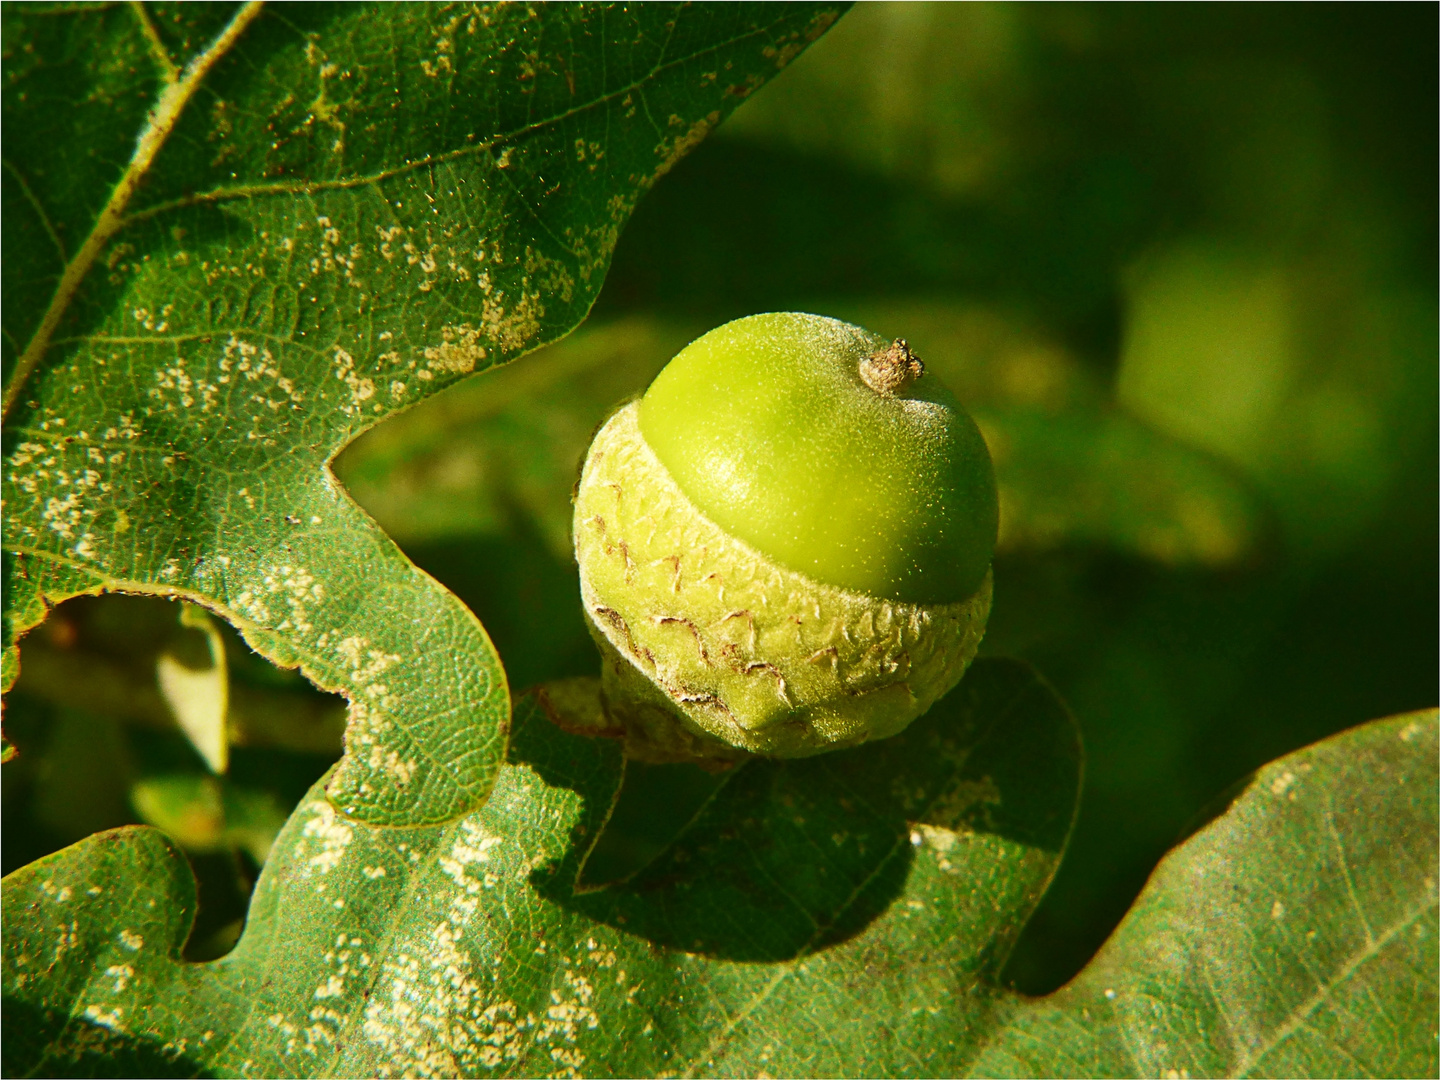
[573,313,998,767]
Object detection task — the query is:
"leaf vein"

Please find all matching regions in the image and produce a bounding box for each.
[2,0,268,421]
[1236,897,1436,1076]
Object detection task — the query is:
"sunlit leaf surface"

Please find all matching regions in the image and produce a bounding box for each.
[3,659,1080,1077]
[2,2,841,825]
[974,710,1438,1079]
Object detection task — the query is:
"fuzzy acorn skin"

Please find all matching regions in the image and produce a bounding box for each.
[574,401,992,762]
[640,313,997,604]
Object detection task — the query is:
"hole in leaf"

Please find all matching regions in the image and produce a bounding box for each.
[3,593,346,960]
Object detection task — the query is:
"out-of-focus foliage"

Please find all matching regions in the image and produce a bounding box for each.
[2,592,345,959]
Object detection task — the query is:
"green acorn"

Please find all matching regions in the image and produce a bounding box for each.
[573,312,997,765]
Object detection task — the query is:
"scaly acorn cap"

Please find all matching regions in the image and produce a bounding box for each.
[574,400,992,764]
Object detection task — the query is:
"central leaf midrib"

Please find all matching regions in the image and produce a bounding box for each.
[2,0,268,421]
[1236,895,1437,1077]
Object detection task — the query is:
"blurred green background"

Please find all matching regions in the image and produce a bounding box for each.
[5,4,1435,990]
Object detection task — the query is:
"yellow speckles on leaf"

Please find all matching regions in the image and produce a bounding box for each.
[420,18,458,78]
[422,323,488,375]
[267,1012,299,1037]
[42,490,84,539]
[537,968,600,1076]
[367,742,417,788]
[765,8,839,71]
[118,929,144,951]
[7,440,45,469]
[248,563,325,635]
[439,819,504,893]
[653,110,720,182]
[478,287,545,358]
[234,588,272,624]
[301,800,354,873]
[132,304,174,333]
[53,919,80,964]
[550,1046,585,1074]
[400,236,443,292]
[362,819,528,1075]
[574,137,604,170]
[309,215,365,284]
[524,245,575,304]
[905,777,1004,872]
[83,1004,125,1031]
[208,99,236,169]
[333,347,378,415]
[302,44,348,156]
[105,242,136,271]
[584,937,618,969]
[376,224,405,262]
[336,636,400,685]
[912,823,964,872]
[104,964,135,992]
[213,336,301,415]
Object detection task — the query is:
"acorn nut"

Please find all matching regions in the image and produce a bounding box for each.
[573,312,998,766]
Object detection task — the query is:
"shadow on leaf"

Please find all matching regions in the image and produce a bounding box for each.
[530,658,1081,965]
[1,996,210,1079]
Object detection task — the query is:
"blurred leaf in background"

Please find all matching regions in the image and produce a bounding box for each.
[2,593,345,958]
[340,1,1437,994]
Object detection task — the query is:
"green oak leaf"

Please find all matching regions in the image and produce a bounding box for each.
[1,2,844,825]
[5,673,1434,1077]
[973,708,1439,1079]
[7,666,1436,1078]
[1,658,1082,1077]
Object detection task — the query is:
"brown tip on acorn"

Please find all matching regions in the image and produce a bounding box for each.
[860,339,925,396]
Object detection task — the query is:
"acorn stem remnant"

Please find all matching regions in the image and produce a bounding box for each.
[859,338,924,396]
